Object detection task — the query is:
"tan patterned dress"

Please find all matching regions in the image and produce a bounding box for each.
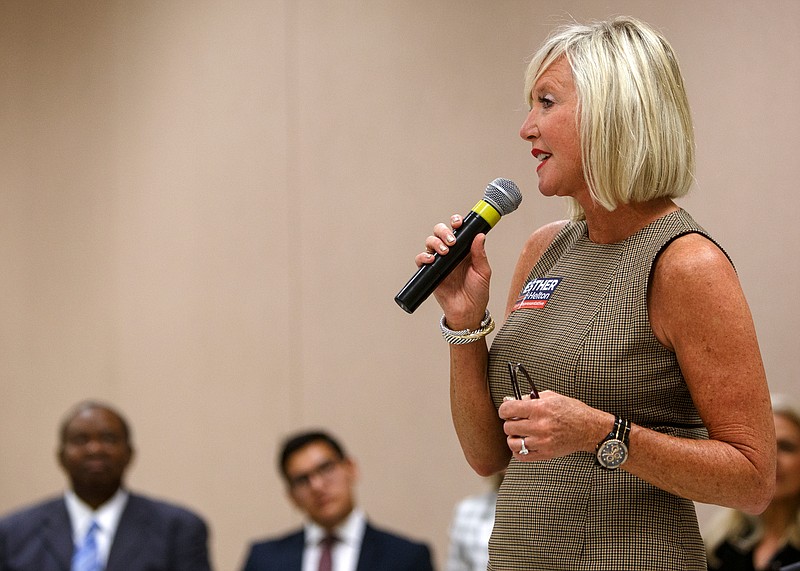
[486,209,719,570]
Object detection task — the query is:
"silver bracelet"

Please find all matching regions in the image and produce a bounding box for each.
[440,310,495,345]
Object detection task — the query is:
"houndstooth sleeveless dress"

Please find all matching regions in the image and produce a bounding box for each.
[486,209,722,571]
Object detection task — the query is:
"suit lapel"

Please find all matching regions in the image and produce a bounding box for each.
[287,531,305,570]
[40,499,74,571]
[355,524,381,571]
[105,495,150,570]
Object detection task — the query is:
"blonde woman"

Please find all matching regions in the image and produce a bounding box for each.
[415,17,775,570]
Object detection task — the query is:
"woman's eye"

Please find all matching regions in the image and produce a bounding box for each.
[538,96,554,109]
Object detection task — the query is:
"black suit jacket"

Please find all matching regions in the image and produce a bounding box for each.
[241,522,434,571]
[0,493,211,571]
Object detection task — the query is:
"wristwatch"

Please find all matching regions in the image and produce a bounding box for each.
[595,416,631,470]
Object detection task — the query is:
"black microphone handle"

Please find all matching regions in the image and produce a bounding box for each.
[394,210,492,314]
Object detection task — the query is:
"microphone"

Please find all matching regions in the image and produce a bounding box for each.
[395,178,522,314]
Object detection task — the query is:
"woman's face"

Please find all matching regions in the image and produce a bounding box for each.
[519,57,588,200]
[774,412,800,503]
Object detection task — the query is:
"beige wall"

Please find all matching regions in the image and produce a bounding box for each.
[1,1,798,569]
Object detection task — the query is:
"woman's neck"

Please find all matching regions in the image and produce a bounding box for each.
[581,198,678,244]
[751,497,800,569]
[760,496,800,537]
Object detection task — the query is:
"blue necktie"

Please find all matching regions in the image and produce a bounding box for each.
[72,520,102,571]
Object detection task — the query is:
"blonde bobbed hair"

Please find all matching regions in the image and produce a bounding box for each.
[524,17,695,221]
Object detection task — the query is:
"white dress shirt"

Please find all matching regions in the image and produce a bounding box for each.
[302,508,366,571]
[445,490,497,571]
[64,488,129,567]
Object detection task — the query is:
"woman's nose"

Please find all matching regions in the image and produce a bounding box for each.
[519,109,538,141]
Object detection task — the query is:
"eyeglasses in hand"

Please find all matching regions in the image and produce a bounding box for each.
[507,362,539,400]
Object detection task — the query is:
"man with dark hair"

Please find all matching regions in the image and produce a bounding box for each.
[0,400,213,571]
[241,430,434,571]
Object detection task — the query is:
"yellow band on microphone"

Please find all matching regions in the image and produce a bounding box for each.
[472,200,502,227]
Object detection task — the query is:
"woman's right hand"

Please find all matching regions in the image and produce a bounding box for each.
[415,214,492,330]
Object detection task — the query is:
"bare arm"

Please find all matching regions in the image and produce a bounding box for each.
[424,220,566,475]
[448,337,510,476]
[634,233,775,512]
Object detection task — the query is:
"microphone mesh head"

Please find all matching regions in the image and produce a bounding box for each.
[483,178,522,216]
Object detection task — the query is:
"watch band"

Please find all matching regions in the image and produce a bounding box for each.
[610,416,630,444]
[595,416,631,470]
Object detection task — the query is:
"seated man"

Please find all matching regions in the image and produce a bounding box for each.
[0,400,212,571]
[241,430,434,571]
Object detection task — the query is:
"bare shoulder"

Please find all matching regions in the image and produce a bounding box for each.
[649,232,744,350]
[654,232,734,278]
[504,220,569,316]
[649,233,771,467]
[522,220,570,261]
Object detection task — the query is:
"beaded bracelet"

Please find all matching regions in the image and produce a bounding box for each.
[440,310,495,345]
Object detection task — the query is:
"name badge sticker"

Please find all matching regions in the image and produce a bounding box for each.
[513,277,562,310]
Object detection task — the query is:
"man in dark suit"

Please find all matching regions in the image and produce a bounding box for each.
[0,400,212,571]
[241,430,434,571]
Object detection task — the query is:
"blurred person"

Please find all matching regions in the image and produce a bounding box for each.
[445,471,504,571]
[240,430,434,571]
[413,16,775,570]
[0,400,212,571]
[706,394,800,570]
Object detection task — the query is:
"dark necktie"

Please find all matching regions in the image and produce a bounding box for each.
[72,520,102,571]
[317,534,337,571]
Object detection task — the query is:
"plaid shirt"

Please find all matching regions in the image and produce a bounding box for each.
[446,491,497,571]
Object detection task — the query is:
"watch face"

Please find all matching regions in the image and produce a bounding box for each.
[597,439,628,469]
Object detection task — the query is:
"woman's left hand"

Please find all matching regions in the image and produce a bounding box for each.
[499,391,612,460]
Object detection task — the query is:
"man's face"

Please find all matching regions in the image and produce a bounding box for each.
[58,407,133,495]
[285,441,357,530]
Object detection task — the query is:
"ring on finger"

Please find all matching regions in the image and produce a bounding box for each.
[519,436,529,455]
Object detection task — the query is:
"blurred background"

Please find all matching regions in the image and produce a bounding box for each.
[2,1,798,569]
